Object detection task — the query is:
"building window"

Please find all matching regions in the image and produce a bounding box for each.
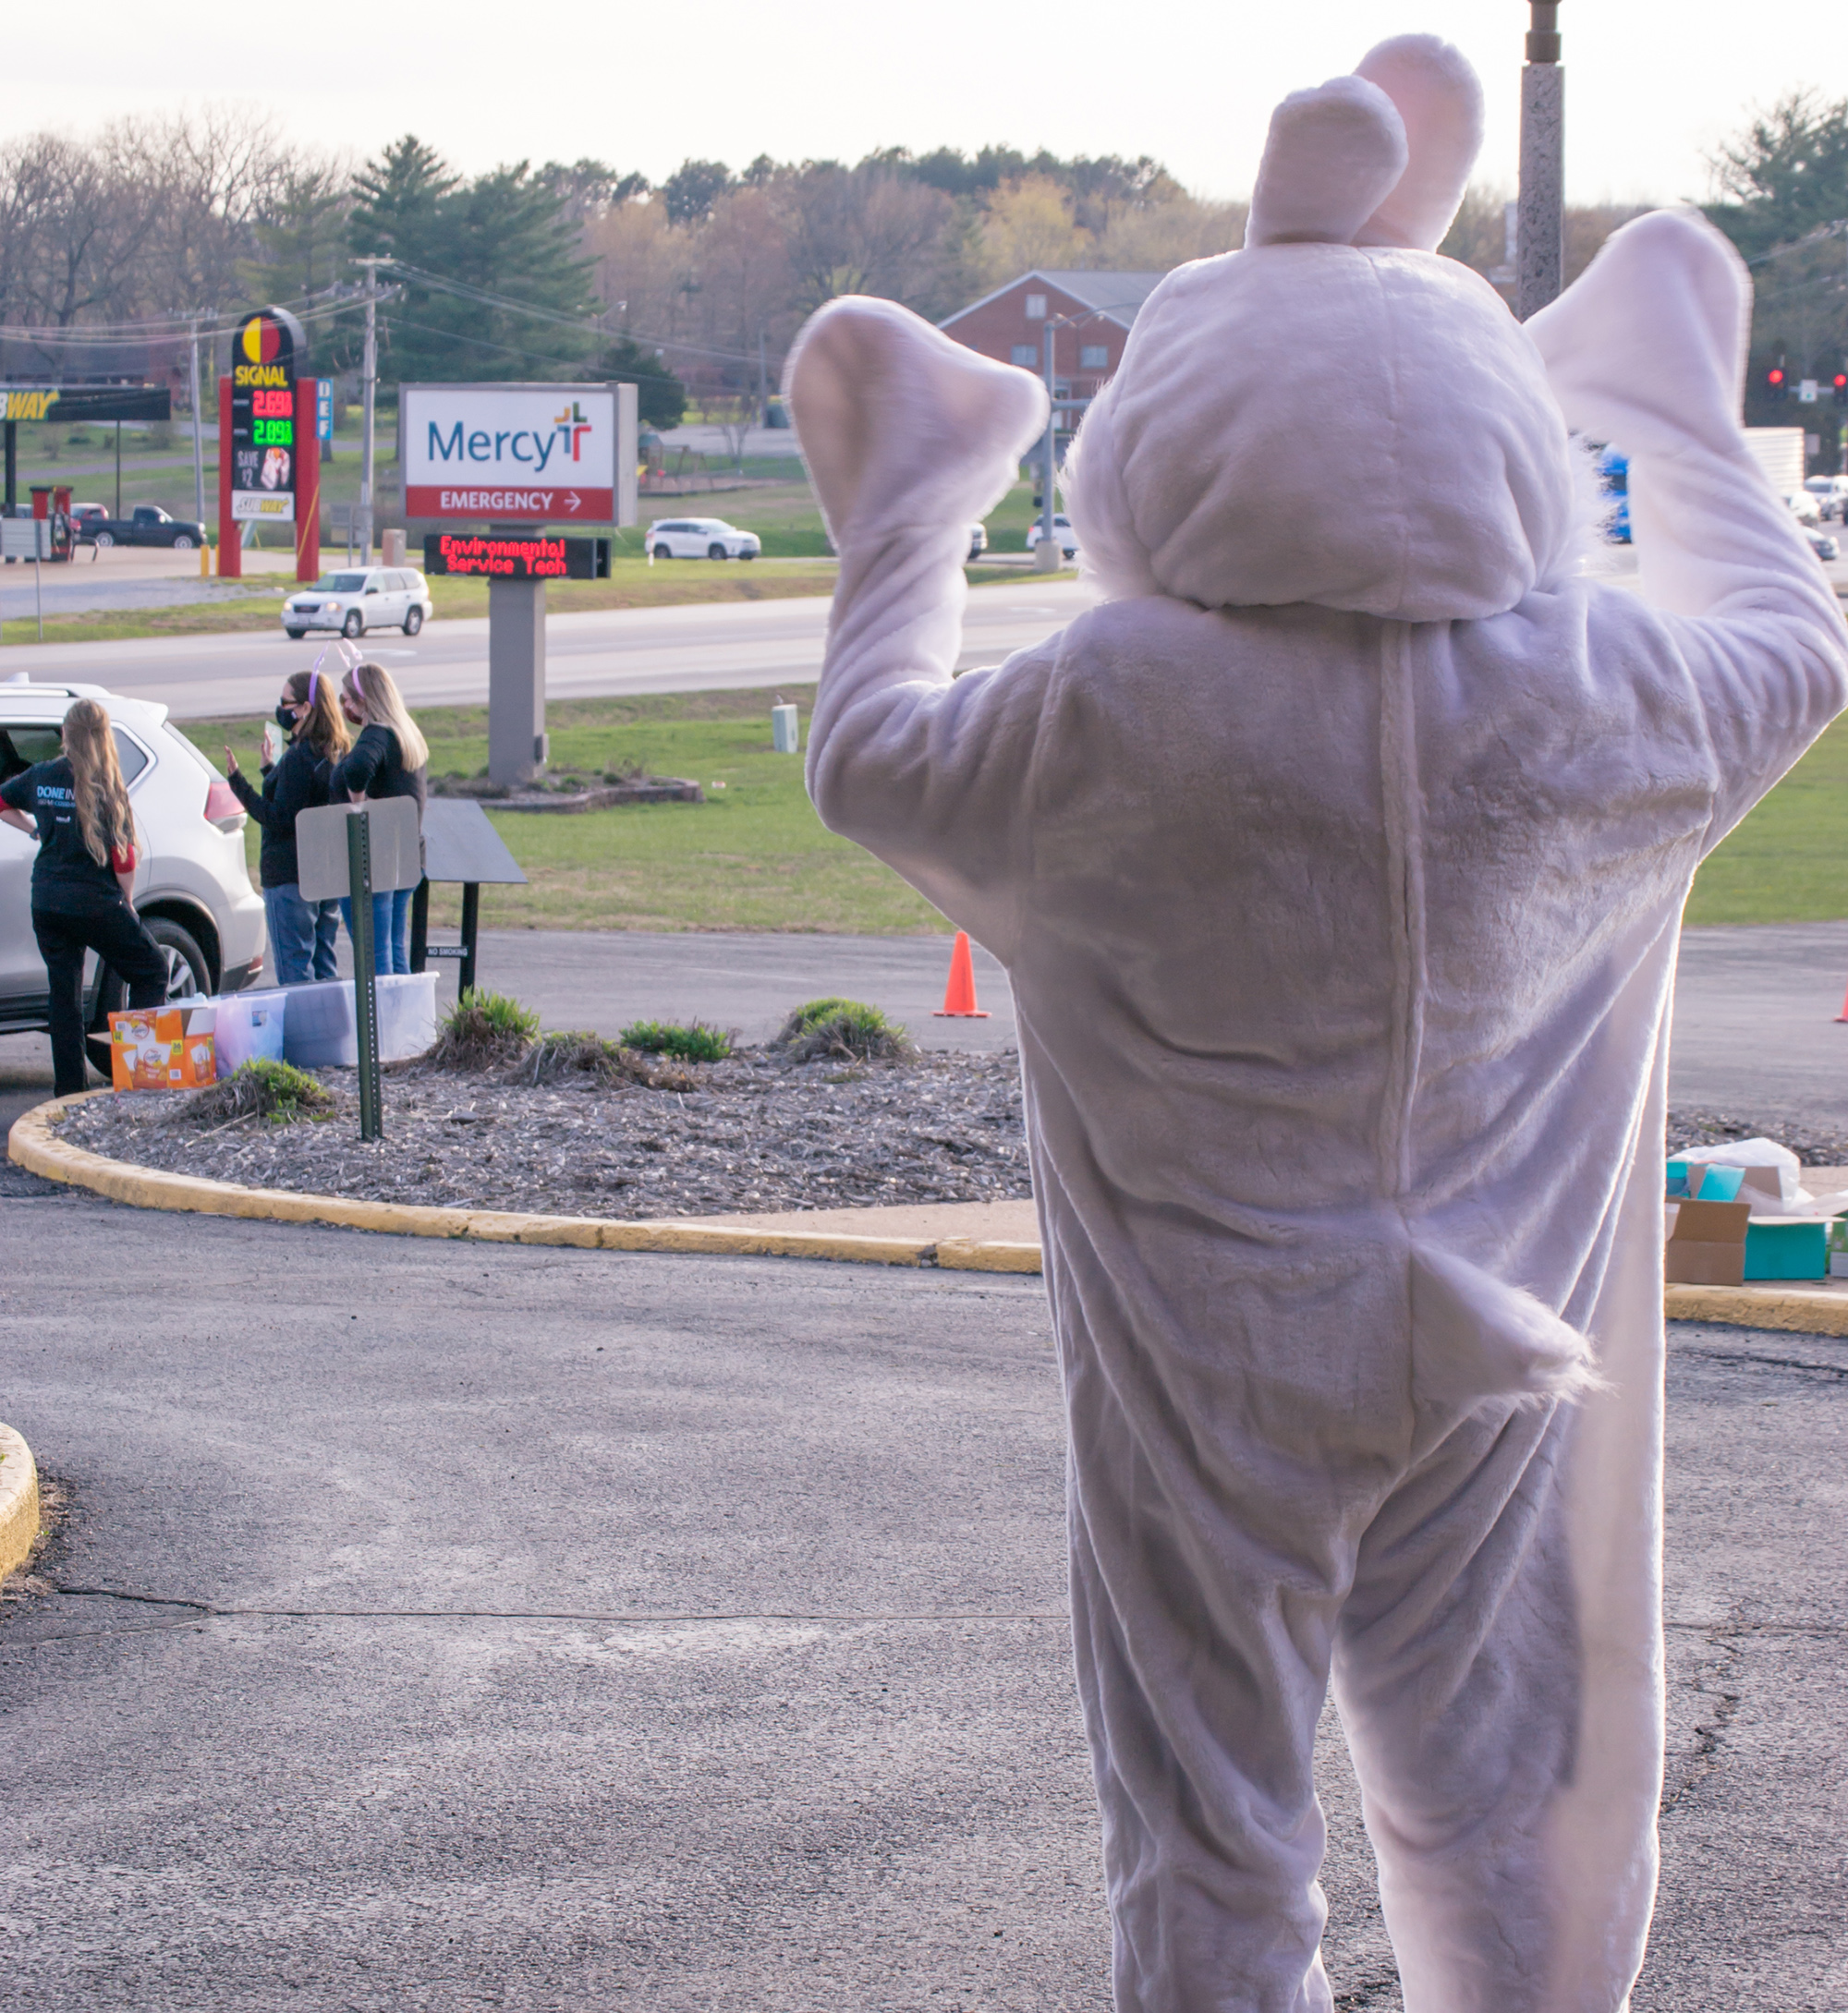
[1024,294,1048,320]
[1079,344,1110,370]
[1011,345,1039,367]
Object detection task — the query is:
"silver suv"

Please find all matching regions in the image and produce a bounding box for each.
[281,566,434,640]
[0,674,267,1075]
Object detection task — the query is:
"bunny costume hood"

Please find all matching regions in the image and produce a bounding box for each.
[785,34,1848,2013]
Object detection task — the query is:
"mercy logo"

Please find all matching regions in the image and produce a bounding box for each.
[553,401,594,462]
[428,402,599,474]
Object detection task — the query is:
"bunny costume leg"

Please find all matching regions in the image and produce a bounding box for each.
[785,34,1848,2013]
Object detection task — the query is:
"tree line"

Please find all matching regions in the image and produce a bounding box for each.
[0,98,1828,435]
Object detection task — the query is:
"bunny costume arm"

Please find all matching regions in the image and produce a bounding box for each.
[785,297,1050,960]
[1529,209,1848,846]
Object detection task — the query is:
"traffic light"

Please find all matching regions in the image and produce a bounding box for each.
[1833,370,1847,406]
[1767,364,1788,402]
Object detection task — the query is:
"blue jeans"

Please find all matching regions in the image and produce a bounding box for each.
[265,883,342,985]
[340,887,413,975]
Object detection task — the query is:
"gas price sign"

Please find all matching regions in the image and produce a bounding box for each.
[423,532,611,580]
[229,306,305,523]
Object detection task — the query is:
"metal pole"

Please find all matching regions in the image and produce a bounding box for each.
[114,421,122,519]
[1516,1,1564,320]
[459,881,480,998]
[346,809,383,1142]
[355,256,385,563]
[188,319,206,529]
[1039,319,1058,565]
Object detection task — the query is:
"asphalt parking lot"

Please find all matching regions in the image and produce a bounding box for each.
[0,1175,1842,2009]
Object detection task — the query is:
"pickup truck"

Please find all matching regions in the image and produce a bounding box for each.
[75,503,207,550]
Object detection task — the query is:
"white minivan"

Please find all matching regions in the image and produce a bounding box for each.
[0,675,268,1076]
[282,566,434,640]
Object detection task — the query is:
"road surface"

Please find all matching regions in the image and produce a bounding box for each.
[3,576,1096,722]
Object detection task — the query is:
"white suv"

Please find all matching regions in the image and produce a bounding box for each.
[0,675,268,1076]
[1025,514,1080,560]
[648,517,761,561]
[282,566,434,640]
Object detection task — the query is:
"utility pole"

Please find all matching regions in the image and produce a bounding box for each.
[188,318,206,529]
[1039,317,1059,568]
[354,255,387,562]
[1517,0,1564,319]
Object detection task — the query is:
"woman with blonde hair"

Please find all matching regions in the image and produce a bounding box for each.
[0,697,168,1095]
[224,665,351,983]
[332,659,428,974]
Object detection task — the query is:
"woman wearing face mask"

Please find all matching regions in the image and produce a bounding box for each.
[0,697,168,1097]
[224,668,351,984]
[331,660,429,975]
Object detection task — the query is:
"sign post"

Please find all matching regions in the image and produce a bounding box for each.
[400,382,638,786]
[346,811,383,1143]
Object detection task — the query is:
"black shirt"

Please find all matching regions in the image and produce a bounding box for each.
[229,737,333,890]
[332,724,428,868]
[0,757,131,914]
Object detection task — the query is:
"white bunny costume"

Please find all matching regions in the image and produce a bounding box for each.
[785,35,1848,2013]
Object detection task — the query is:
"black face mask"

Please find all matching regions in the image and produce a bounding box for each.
[274,704,298,731]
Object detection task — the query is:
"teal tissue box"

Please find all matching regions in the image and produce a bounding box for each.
[1743,1219,1829,1282]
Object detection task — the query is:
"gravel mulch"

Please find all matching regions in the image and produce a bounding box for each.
[52,1072,1840,1221]
[55,1049,1031,1219]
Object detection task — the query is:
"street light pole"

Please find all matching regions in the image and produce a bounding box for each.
[354,255,387,561]
[188,318,207,530]
[1517,0,1564,319]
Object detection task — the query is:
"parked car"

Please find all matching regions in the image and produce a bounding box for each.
[0,675,267,1075]
[648,517,761,560]
[1803,524,1842,562]
[967,523,989,561]
[1025,513,1080,560]
[281,566,433,640]
[79,503,208,550]
[1786,491,1823,528]
[69,503,107,528]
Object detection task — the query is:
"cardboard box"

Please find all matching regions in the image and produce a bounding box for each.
[1743,1218,1830,1281]
[108,1001,216,1091]
[1664,1197,1751,1286]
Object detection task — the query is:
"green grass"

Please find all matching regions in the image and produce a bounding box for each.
[181,686,949,937]
[1686,711,1848,925]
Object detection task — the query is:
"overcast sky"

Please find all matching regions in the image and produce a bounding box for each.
[3,2,1834,206]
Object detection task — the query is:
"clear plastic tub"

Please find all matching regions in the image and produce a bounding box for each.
[280,973,438,1067]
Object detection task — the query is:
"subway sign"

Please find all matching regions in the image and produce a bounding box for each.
[229,307,305,523]
[400,382,638,525]
[423,531,611,580]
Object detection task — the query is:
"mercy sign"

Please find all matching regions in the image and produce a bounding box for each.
[400,382,637,526]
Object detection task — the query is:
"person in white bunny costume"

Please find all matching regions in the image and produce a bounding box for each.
[784,33,1848,2012]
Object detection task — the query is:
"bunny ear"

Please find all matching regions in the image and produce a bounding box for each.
[1351,34,1485,252]
[1244,76,1409,249]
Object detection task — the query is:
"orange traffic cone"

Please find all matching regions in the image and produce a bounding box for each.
[933,929,991,1018]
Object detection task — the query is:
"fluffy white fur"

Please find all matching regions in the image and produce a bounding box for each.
[784,35,1848,2013]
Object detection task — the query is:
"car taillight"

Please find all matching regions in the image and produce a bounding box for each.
[204,778,245,832]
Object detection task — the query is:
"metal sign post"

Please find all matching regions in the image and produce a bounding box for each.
[346,809,383,1143]
[1517,1,1565,320]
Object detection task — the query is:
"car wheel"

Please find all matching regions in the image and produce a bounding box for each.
[285,627,307,640]
[739,549,756,561]
[85,916,213,1079]
[173,535,193,551]
[708,542,728,560]
[403,607,424,637]
[342,610,363,638]
[94,531,114,548]
[652,544,672,560]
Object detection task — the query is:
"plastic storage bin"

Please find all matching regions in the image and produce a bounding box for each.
[1742,1218,1829,1281]
[280,973,438,1068]
[212,988,288,1078]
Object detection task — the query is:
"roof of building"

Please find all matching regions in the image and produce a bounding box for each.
[938,270,1171,333]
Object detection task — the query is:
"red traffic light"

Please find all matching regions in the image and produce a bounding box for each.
[1769,368,1786,386]
[1834,373,1846,390]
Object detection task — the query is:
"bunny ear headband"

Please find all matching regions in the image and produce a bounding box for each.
[310,637,367,692]
[1245,34,1484,254]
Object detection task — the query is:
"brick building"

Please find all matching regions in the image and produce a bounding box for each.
[938,270,1166,418]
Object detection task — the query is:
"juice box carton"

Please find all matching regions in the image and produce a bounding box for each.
[108,1001,216,1091]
